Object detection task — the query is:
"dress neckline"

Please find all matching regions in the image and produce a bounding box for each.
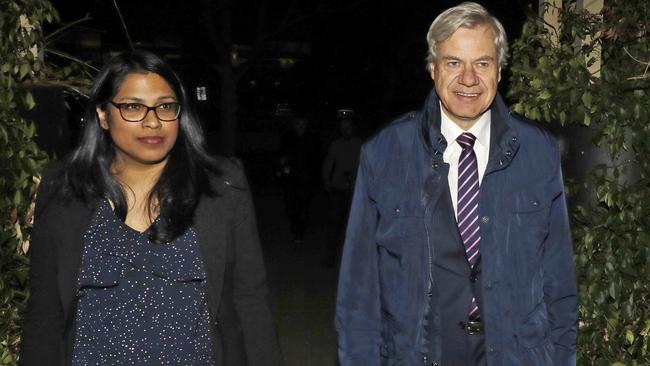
[101,199,160,236]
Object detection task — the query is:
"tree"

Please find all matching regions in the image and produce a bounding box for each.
[508,1,649,364]
[198,0,363,154]
[1,1,92,362]
[0,2,57,363]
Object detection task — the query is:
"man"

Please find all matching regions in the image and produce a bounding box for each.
[335,2,578,365]
[278,115,320,243]
[322,118,363,266]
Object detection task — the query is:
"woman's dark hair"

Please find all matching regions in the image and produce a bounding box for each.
[64,50,220,243]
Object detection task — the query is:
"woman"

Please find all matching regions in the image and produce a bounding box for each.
[19,50,282,365]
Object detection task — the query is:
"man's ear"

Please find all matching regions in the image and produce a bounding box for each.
[428,63,436,81]
[96,106,109,130]
[498,66,502,83]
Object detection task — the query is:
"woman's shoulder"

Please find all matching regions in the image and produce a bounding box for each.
[206,156,250,192]
[37,160,66,200]
[33,159,81,218]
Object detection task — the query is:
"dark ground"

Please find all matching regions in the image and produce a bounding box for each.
[254,181,340,366]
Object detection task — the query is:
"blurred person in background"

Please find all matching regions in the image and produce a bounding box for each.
[321,117,362,266]
[277,115,320,243]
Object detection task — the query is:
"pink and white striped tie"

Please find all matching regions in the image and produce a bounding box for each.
[456,132,481,320]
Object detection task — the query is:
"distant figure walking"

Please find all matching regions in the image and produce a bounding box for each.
[322,118,362,266]
[278,115,321,243]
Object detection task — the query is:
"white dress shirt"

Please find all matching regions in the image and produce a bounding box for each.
[440,104,491,218]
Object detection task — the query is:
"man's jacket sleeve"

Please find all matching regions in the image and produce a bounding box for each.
[543,146,578,365]
[335,146,381,366]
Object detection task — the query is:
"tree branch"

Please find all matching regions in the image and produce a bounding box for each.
[44,13,92,43]
[112,0,134,50]
[623,47,650,80]
[44,49,100,72]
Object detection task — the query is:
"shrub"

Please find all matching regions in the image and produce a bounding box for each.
[0,1,58,364]
[509,1,649,364]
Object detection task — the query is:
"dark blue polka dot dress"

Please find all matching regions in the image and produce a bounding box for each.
[71,200,215,365]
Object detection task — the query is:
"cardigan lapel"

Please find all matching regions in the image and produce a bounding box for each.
[193,192,228,321]
[55,199,94,329]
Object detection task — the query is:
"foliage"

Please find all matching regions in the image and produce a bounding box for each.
[0,1,58,364]
[508,1,649,364]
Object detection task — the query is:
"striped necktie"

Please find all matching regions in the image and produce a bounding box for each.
[456,132,481,320]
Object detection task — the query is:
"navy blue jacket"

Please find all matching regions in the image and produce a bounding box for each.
[335,90,578,365]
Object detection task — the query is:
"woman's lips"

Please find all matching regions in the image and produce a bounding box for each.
[137,136,164,144]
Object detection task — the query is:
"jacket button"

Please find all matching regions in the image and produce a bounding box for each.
[481,215,489,224]
[423,356,428,364]
[505,150,512,157]
[511,136,517,142]
[470,275,478,282]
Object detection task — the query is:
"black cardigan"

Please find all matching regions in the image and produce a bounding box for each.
[19,159,282,366]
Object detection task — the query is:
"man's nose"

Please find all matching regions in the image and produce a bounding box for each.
[459,65,478,86]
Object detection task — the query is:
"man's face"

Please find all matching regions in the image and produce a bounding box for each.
[430,24,501,130]
[293,119,307,136]
[339,119,354,139]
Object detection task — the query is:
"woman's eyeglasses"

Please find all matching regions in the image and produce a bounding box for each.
[109,101,181,122]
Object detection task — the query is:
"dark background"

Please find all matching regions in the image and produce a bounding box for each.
[33,1,541,363]
[46,0,537,152]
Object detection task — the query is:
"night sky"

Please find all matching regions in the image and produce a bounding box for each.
[48,0,537,139]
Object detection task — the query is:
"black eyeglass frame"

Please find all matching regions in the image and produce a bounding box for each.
[109,101,181,122]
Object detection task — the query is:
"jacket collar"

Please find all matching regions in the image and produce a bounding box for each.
[418,88,520,172]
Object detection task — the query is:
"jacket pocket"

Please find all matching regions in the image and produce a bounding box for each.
[377,234,407,314]
[510,183,554,213]
[375,199,422,314]
[518,304,555,365]
[518,301,549,348]
[507,183,558,259]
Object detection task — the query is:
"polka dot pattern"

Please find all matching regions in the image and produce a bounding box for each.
[71,200,215,365]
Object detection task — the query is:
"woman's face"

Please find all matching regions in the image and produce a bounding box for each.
[97,72,180,169]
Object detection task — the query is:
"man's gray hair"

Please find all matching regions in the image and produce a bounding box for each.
[426,2,508,69]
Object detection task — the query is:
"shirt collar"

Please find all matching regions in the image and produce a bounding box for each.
[440,103,490,149]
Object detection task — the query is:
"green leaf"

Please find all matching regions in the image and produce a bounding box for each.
[12,189,22,206]
[24,91,35,110]
[581,91,592,108]
[18,62,30,79]
[539,90,552,100]
[626,329,635,344]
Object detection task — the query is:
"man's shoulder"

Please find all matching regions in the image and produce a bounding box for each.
[363,111,420,153]
[508,111,559,152]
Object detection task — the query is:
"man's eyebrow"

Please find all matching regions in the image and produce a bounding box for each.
[440,55,496,62]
